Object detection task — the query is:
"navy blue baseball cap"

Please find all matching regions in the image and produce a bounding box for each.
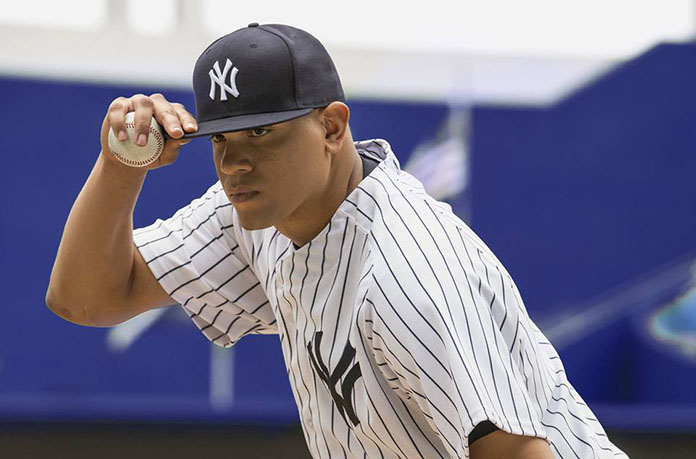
[184,23,345,138]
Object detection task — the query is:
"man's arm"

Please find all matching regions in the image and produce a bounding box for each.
[360,266,555,458]
[46,94,197,327]
[470,429,553,459]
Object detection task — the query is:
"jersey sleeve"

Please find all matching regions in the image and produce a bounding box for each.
[133,182,276,347]
[360,253,548,457]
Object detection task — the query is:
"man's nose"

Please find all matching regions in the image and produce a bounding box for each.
[219,146,253,175]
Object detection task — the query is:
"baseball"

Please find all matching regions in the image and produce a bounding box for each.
[107,112,165,167]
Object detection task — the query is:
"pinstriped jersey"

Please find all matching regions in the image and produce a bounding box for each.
[133,139,628,458]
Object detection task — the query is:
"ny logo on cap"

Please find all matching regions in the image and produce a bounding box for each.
[209,58,240,101]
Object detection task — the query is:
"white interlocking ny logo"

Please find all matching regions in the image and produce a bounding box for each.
[209,59,240,101]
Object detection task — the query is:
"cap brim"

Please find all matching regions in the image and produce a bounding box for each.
[182,108,315,139]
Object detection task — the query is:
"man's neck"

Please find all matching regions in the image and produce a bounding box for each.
[277,147,363,248]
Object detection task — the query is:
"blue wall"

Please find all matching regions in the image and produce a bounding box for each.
[465,43,696,429]
[468,43,696,317]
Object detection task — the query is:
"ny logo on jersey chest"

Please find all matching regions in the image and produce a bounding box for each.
[307,331,362,426]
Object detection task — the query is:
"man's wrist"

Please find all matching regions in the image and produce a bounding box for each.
[97,151,149,182]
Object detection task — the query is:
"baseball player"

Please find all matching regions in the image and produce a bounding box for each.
[47,23,628,458]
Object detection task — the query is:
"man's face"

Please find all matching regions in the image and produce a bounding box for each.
[211,110,330,231]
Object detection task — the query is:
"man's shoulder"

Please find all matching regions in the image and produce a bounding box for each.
[364,167,464,259]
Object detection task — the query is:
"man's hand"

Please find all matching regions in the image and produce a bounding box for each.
[100,93,198,171]
[470,430,554,459]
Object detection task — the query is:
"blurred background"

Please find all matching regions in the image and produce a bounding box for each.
[1,1,695,457]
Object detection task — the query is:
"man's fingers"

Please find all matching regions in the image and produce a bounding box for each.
[131,94,155,146]
[106,97,133,141]
[156,106,184,139]
[171,102,198,133]
[150,93,186,139]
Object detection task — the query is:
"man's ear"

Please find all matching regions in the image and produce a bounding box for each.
[321,102,350,153]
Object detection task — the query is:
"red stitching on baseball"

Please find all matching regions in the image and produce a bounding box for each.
[113,121,164,167]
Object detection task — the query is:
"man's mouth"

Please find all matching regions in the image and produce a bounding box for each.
[229,191,259,203]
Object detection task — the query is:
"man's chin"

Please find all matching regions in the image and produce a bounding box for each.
[237,216,274,231]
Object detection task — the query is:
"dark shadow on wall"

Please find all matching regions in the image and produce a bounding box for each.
[0,423,694,458]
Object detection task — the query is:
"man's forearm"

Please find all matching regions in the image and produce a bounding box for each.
[46,154,147,325]
[470,430,554,459]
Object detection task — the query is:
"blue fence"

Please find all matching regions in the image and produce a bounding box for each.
[464,43,696,429]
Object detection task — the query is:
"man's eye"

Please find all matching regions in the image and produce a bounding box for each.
[249,127,270,137]
[210,134,226,143]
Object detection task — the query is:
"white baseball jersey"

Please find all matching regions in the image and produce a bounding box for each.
[133,139,628,458]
